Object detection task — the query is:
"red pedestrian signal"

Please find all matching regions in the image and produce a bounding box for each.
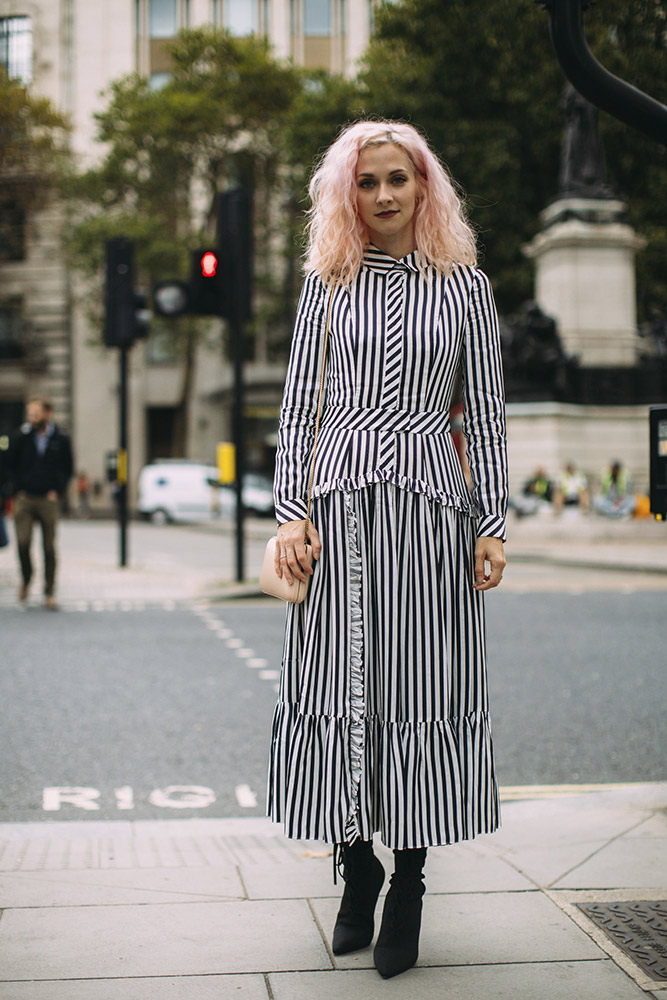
[189,248,223,316]
[200,251,218,278]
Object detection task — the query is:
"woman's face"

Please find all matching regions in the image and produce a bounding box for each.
[356,143,420,257]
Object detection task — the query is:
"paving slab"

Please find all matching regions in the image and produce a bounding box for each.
[424,840,534,893]
[0,900,330,980]
[619,812,667,839]
[553,834,667,890]
[240,840,532,899]
[312,890,603,970]
[0,975,269,1000]
[491,838,617,889]
[0,867,245,908]
[240,858,338,900]
[268,960,650,1000]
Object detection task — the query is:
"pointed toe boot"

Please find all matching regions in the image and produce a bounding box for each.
[332,842,385,955]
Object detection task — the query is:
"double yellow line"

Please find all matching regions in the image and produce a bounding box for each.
[499,782,654,801]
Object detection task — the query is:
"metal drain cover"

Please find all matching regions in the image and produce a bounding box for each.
[577,901,667,981]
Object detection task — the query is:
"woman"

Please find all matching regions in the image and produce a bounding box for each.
[269,121,507,979]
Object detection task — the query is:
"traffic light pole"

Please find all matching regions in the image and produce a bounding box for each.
[219,189,252,585]
[119,345,128,568]
[232,313,245,583]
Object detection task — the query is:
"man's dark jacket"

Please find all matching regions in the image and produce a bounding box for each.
[6,424,74,498]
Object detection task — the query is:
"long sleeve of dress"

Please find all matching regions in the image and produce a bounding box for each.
[273,272,329,525]
[461,269,508,540]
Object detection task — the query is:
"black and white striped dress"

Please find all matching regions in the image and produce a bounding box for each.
[268,246,508,850]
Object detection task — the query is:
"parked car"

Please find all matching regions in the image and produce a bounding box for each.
[219,472,275,517]
[137,461,222,524]
[137,462,275,524]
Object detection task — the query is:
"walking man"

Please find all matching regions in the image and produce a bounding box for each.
[6,397,73,608]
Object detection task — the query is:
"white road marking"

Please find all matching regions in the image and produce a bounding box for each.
[236,648,254,658]
[147,786,216,809]
[235,784,257,808]
[226,638,244,648]
[259,669,280,681]
[247,658,268,668]
[43,787,101,811]
[114,786,134,810]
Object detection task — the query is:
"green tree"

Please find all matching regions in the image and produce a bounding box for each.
[0,69,69,261]
[361,0,667,317]
[64,28,301,453]
[271,69,364,357]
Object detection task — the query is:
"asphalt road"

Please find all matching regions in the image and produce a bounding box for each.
[1,592,665,822]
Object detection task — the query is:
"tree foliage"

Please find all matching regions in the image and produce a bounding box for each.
[0,69,69,261]
[361,0,667,317]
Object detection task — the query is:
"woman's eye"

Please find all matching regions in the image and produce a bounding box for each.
[359,179,375,189]
[392,175,407,185]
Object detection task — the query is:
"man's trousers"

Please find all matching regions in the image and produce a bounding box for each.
[14,495,59,596]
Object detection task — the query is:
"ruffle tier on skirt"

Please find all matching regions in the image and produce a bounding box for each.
[267,482,500,850]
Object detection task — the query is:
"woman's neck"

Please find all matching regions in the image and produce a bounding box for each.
[371,233,417,261]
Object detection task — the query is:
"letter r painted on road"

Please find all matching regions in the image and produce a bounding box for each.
[43,787,101,811]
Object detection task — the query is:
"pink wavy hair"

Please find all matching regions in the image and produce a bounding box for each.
[304,120,477,284]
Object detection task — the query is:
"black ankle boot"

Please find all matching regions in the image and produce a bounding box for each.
[373,847,427,979]
[332,839,385,955]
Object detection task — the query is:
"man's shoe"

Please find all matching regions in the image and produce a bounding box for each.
[45,595,57,610]
[18,584,28,604]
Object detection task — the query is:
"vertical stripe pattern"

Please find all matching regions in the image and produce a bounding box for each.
[268,246,506,850]
[273,247,508,540]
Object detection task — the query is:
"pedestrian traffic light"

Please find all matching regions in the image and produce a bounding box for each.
[104,238,134,348]
[649,405,667,519]
[104,238,152,347]
[189,248,224,316]
[218,190,252,323]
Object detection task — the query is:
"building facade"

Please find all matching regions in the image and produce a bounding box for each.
[0,0,375,505]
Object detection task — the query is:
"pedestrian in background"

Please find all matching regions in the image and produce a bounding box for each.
[553,460,589,515]
[5,396,73,608]
[269,121,507,978]
[593,460,636,518]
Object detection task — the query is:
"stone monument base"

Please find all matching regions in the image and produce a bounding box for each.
[506,401,651,495]
[523,197,646,369]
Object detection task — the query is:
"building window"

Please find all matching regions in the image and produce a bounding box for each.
[0,308,24,360]
[149,0,178,38]
[304,0,330,35]
[224,0,257,36]
[0,201,26,261]
[149,71,172,90]
[0,16,32,83]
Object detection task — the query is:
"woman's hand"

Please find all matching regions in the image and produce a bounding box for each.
[275,519,322,585]
[474,536,506,591]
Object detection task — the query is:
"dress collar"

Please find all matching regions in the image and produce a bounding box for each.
[362,244,421,274]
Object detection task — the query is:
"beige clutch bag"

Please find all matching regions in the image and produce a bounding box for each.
[260,536,313,603]
[260,290,333,604]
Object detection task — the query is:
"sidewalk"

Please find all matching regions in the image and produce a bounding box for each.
[0,783,665,998]
[1,511,664,608]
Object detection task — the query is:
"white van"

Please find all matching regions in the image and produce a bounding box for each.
[137,462,221,524]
